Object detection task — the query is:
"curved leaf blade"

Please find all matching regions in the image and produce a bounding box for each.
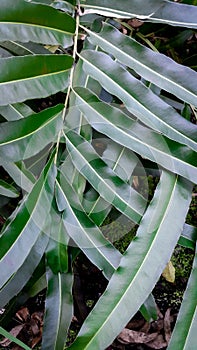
[55,175,122,280]
[0,55,73,105]
[80,0,164,19]
[84,22,197,107]
[0,152,56,289]
[0,180,19,198]
[0,0,76,47]
[1,160,36,193]
[178,224,197,250]
[0,104,64,162]
[0,232,48,308]
[151,1,197,29]
[46,204,70,275]
[0,103,35,121]
[73,87,197,183]
[42,269,73,350]
[168,244,197,350]
[80,0,197,28]
[68,172,193,350]
[65,129,147,224]
[79,50,197,152]
[102,140,139,183]
[0,327,31,350]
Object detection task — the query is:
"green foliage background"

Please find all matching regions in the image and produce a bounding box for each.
[0,1,197,349]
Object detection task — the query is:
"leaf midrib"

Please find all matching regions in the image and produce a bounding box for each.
[82,5,155,18]
[79,52,197,149]
[82,25,197,103]
[0,21,74,35]
[182,300,197,349]
[0,68,69,86]
[65,131,144,218]
[151,16,197,27]
[0,165,51,264]
[1,111,61,146]
[74,89,197,172]
[84,174,178,349]
[56,180,118,272]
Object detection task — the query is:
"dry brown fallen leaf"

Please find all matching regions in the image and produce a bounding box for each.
[117,307,175,349]
[128,18,144,29]
[146,334,168,349]
[15,307,30,322]
[117,328,158,345]
[0,324,24,347]
[164,308,172,344]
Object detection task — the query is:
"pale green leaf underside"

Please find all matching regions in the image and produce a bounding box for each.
[80,0,164,19]
[178,224,197,250]
[55,176,122,280]
[150,1,197,29]
[69,172,193,350]
[0,102,34,121]
[84,22,197,107]
[168,244,197,350]
[42,270,73,350]
[80,0,197,28]
[0,232,48,308]
[65,129,147,223]
[102,140,139,183]
[73,87,197,184]
[79,50,197,153]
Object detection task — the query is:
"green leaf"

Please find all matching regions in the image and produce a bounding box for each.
[168,243,197,350]
[46,203,70,274]
[26,273,47,299]
[0,46,12,58]
[102,140,139,183]
[1,160,36,193]
[81,140,138,227]
[73,87,197,183]
[79,50,197,152]
[84,22,197,107]
[178,224,197,250]
[65,129,147,224]
[80,0,197,28]
[81,187,111,226]
[0,105,64,162]
[0,151,56,289]
[65,47,100,197]
[150,1,197,29]
[0,180,19,198]
[68,172,193,350]
[0,232,48,308]
[0,327,31,350]
[53,0,75,15]
[139,293,157,322]
[0,55,73,105]
[0,41,35,56]
[55,175,122,280]
[0,0,76,47]
[42,269,73,350]
[80,0,164,18]
[60,153,87,201]
[0,103,35,121]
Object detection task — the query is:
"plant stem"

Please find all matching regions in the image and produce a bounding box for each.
[54,6,80,165]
